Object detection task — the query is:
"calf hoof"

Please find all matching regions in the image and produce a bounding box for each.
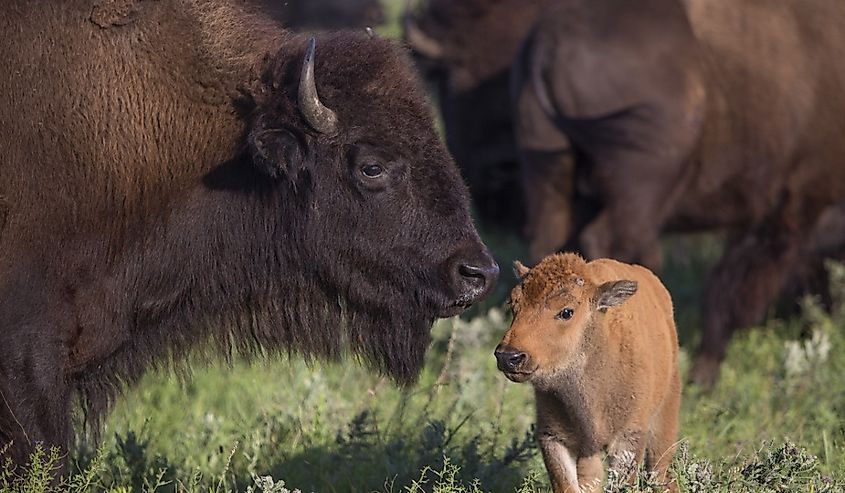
[688,354,721,388]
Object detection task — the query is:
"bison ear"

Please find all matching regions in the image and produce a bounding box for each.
[595,280,637,312]
[513,260,530,280]
[248,128,307,179]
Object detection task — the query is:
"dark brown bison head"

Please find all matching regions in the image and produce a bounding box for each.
[243,33,498,383]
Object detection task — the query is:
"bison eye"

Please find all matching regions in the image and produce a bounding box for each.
[361,163,384,178]
[557,308,574,320]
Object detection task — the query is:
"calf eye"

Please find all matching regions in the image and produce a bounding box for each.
[361,163,384,178]
[557,308,574,320]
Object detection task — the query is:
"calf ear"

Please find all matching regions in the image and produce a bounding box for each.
[513,260,531,280]
[596,280,637,311]
[248,127,308,180]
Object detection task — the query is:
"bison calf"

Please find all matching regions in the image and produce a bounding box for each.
[496,253,680,492]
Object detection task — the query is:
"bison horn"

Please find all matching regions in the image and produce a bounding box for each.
[298,37,338,135]
[403,15,443,60]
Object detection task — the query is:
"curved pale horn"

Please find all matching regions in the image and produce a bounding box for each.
[298,37,338,135]
[403,12,443,60]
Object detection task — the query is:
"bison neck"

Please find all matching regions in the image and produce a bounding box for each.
[69,171,340,420]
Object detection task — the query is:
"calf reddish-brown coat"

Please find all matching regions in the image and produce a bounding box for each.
[496,254,680,492]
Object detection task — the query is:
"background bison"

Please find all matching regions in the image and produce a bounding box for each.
[511,0,845,384]
[404,0,551,232]
[409,0,845,385]
[0,0,497,469]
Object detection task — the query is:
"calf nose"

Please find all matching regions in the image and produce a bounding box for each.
[494,347,527,373]
[450,250,500,303]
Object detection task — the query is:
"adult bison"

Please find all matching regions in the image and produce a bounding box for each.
[512,0,845,384]
[404,0,550,232]
[0,0,498,468]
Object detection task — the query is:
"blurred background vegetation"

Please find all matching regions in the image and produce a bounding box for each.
[3,1,845,491]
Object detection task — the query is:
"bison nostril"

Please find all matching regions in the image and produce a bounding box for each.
[446,250,500,310]
[495,350,528,372]
[458,263,484,285]
[458,259,500,291]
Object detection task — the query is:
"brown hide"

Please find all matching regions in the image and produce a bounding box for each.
[498,253,680,492]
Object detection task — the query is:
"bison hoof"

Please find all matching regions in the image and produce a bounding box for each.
[688,354,722,389]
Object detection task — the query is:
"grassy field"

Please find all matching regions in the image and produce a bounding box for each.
[3,242,845,492]
[4,2,845,491]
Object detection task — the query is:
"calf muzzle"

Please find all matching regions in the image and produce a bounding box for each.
[494,344,528,373]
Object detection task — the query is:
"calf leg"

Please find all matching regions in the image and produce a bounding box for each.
[537,436,580,493]
[607,431,647,486]
[576,454,604,493]
[646,371,681,491]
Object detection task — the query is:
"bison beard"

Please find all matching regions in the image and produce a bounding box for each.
[54,166,443,454]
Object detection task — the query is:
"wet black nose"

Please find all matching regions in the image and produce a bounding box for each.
[495,347,527,373]
[459,262,499,288]
[450,251,500,304]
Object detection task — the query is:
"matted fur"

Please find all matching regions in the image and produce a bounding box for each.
[510,253,591,311]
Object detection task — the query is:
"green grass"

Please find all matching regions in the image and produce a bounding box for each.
[4,258,845,492]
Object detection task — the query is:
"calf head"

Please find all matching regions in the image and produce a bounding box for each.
[495,254,636,384]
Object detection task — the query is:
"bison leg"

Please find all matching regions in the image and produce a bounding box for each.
[521,149,577,263]
[579,176,677,272]
[0,281,73,474]
[691,202,823,386]
[512,46,578,264]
